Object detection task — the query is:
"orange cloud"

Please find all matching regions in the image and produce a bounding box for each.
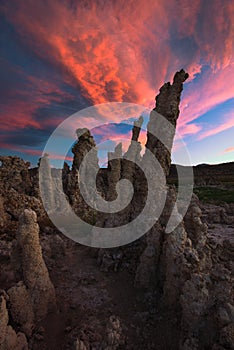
[223,146,234,153]
[0,0,181,106]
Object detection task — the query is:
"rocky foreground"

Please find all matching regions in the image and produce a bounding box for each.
[0,70,234,350]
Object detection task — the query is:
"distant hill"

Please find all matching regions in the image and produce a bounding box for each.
[168,161,234,186]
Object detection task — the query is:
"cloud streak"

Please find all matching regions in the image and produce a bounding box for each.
[198,111,234,140]
[223,147,234,154]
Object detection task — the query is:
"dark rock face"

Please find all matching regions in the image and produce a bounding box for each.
[169,162,234,186]
[0,156,32,195]
[0,156,46,235]
[0,70,233,350]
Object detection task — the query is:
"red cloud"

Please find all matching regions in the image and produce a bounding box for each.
[1,0,234,150]
[0,1,180,106]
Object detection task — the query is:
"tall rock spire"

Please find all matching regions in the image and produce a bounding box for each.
[145,69,189,176]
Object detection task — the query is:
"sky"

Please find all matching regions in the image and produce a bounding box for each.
[0,0,234,167]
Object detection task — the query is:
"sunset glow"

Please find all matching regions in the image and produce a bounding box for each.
[0,0,234,165]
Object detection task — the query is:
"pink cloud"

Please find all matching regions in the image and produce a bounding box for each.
[177,123,202,137]
[198,112,234,140]
[0,66,73,131]
[179,64,234,127]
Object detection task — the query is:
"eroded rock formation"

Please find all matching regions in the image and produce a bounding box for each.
[14,209,56,322]
[5,209,56,345]
[0,69,233,350]
[146,69,189,176]
[81,69,233,349]
[102,315,122,350]
[0,294,28,350]
[66,128,99,224]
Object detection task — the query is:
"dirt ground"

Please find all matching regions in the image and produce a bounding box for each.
[34,240,181,350]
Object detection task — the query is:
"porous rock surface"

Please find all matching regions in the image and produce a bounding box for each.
[0,294,28,350]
